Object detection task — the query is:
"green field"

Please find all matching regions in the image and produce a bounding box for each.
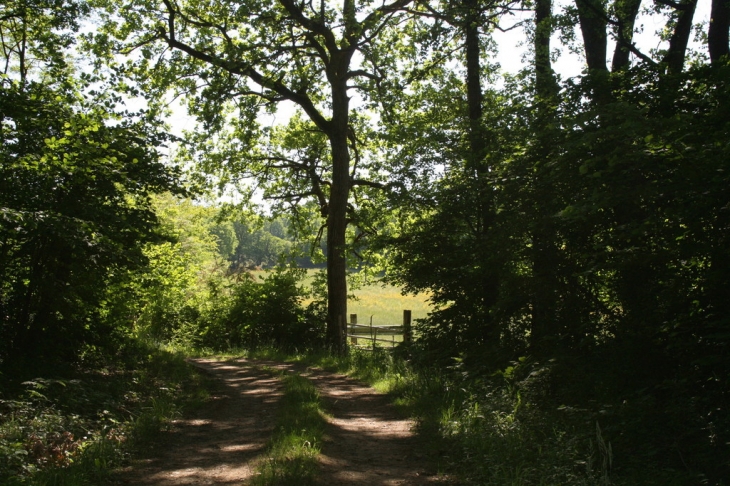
[253,269,432,326]
[347,282,431,326]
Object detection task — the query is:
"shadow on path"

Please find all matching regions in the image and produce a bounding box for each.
[114,359,282,485]
[247,359,450,485]
[115,357,451,485]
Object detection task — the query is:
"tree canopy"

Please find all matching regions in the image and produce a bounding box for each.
[90,0,432,350]
[0,0,186,370]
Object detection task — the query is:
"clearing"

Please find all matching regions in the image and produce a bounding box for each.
[114,358,452,485]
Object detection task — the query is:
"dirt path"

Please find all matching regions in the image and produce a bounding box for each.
[115,358,450,485]
[114,360,283,485]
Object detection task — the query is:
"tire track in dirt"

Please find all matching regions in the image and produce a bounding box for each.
[116,358,451,485]
[254,359,450,485]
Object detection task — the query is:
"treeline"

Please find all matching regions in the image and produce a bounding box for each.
[225,217,327,271]
[128,196,326,350]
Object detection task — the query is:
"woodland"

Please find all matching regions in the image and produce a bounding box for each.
[1,0,729,483]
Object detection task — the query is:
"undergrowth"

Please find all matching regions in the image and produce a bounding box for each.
[0,341,209,485]
[252,367,326,486]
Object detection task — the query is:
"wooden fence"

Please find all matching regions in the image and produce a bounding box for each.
[345,310,412,349]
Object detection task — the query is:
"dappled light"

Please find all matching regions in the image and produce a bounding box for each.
[115,360,283,485]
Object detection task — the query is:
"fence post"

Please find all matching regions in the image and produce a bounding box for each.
[350,314,358,345]
[338,314,345,354]
[370,315,376,351]
[403,310,412,344]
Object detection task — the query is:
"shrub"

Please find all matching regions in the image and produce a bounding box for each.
[194,267,325,351]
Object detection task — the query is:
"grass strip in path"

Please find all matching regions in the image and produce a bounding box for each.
[252,367,326,486]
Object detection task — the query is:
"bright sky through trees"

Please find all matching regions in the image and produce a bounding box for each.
[158,0,713,141]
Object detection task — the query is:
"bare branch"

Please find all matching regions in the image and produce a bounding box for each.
[347,69,380,81]
[351,178,385,189]
[654,0,692,10]
[277,0,339,52]
[117,32,164,55]
[269,191,320,199]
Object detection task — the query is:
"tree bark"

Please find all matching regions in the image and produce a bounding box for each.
[465,0,484,167]
[663,0,698,74]
[326,140,349,352]
[325,49,354,353]
[531,0,561,354]
[464,0,487,214]
[576,0,608,73]
[575,0,613,105]
[463,0,500,348]
[611,0,642,71]
[709,0,730,63]
[535,0,559,101]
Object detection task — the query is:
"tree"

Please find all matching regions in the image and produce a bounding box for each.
[370,0,527,362]
[0,0,184,370]
[709,0,730,63]
[379,0,730,475]
[231,219,292,269]
[0,82,184,368]
[0,0,87,85]
[93,0,423,351]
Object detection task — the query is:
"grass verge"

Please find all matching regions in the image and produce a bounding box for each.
[252,367,326,486]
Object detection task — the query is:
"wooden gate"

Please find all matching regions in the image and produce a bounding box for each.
[346,310,412,349]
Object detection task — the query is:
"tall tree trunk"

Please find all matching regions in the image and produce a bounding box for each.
[465,0,484,171]
[611,0,642,71]
[709,0,730,63]
[663,0,698,74]
[464,0,487,235]
[325,50,353,354]
[535,0,558,101]
[326,135,349,353]
[531,0,561,354]
[326,147,349,353]
[576,0,612,104]
[576,0,608,73]
[463,0,499,348]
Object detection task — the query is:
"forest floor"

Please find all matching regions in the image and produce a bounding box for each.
[112,358,453,485]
